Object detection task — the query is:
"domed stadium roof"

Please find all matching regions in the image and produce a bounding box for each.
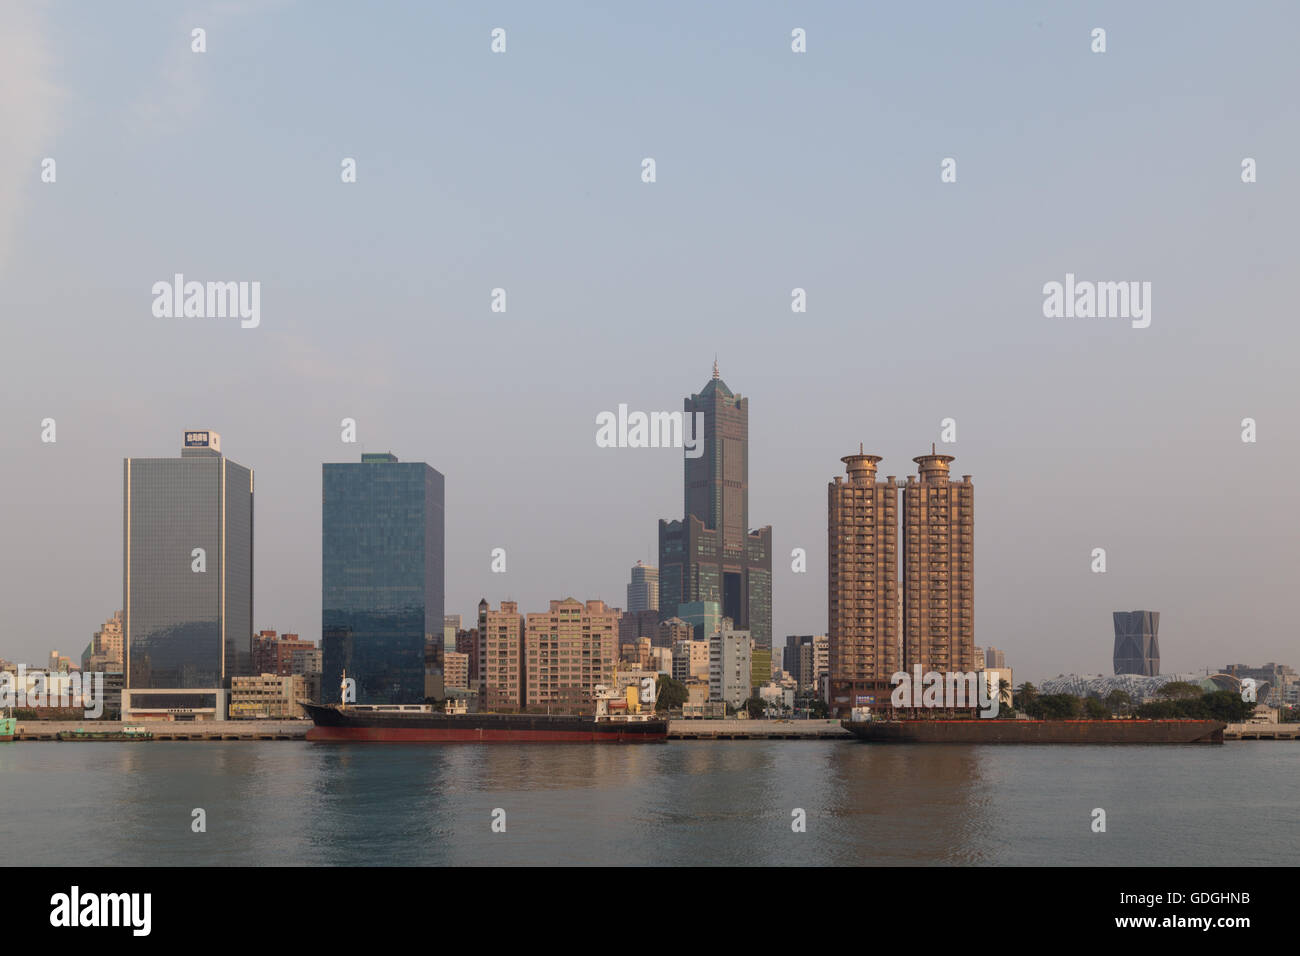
[1036,673,1219,700]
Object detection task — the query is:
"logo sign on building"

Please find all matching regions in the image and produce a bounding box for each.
[184,430,220,451]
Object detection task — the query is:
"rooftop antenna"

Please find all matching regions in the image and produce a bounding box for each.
[712,355,719,380]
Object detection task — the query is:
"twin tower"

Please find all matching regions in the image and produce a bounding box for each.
[828,446,974,716]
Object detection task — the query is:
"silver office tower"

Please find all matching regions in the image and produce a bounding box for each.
[124,430,253,689]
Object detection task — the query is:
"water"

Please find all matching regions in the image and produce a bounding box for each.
[2,741,1295,865]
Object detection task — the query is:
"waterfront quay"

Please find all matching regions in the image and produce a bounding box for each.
[19,718,1290,742]
[1224,722,1300,740]
[14,718,852,741]
[14,720,309,741]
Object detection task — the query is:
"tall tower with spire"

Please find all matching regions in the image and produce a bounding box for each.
[658,363,773,654]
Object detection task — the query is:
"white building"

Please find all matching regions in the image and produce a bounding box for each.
[709,628,752,708]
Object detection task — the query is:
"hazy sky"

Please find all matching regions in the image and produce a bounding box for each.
[2,1,1298,682]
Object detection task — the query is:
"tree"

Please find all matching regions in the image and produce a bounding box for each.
[1014,682,1038,713]
[654,675,689,713]
[797,692,829,719]
[1158,681,1203,700]
[744,696,765,719]
[1031,693,1083,720]
[1105,689,1132,717]
[1199,690,1252,723]
[1083,697,1110,720]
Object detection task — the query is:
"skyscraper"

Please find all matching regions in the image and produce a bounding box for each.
[322,452,444,704]
[903,447,975,675]
[658,363,773,652]
[626,561,659,613]
[827,450,900,713]
[1113,611,1160,676]
[124,430,253,690]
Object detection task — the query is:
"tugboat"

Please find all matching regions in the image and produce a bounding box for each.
[303,672,668,743]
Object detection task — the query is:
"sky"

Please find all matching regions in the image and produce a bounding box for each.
[2,1,1298,683]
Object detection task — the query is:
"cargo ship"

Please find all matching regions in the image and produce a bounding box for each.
[304,674,668,743]
[842,718,1226,744]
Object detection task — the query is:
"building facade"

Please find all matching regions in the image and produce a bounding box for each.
[252,630,317,677]
[828,450,900,713]
[1113,611,1160,676]
[709,627,752,708]
[619,608,660,645]
[322,453,444,705]
[626,561,659,614]
[443,651,470,690]
[659,366,773,653]
[478,600,523,711]
[82,611,124,672]
[902,448,975,676]
[124,430,253,690]
[524,599,619,712]
[672,638,710,682]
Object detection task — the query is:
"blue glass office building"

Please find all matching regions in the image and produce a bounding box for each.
[322,453,444,704]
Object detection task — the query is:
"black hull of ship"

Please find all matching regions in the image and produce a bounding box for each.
[303,703,668,742]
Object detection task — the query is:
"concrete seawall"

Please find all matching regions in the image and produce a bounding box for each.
[14,720,309,741]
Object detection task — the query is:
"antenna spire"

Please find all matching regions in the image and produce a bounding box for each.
[712,355,719,380]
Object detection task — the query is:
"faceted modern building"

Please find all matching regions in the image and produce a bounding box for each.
[626,561,659,614]
[123,430,253,690]
[659,364,772,651]
[322,453,444,705]
[1113,610,1160,676]
[827,450,900,712]
[903,447,975,676]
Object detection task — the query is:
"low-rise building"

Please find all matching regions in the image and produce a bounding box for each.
[229,674,311,719]
[444,651,470,690]
[672,639,710,682]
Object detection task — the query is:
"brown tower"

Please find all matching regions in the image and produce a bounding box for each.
[827,446,899,715]
[903,446,974,675]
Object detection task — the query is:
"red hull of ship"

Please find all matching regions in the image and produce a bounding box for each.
[306,725,667,743]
